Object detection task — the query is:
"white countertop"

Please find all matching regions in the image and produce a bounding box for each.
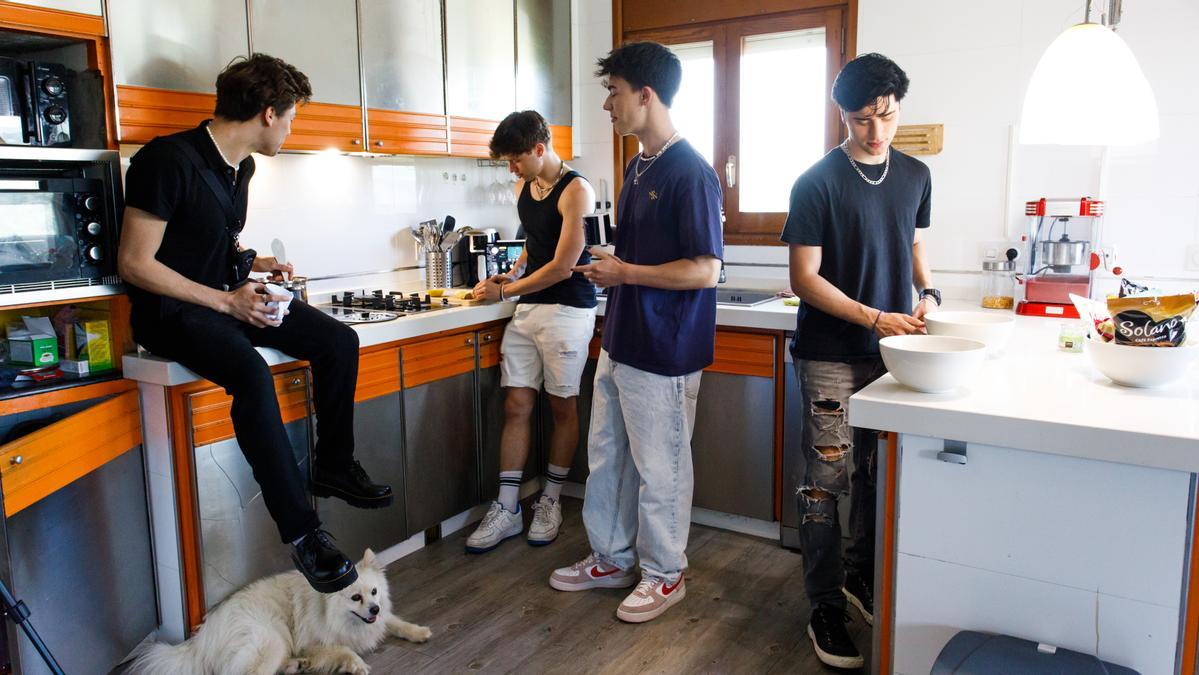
[122,286,799,387]
[849,302,1199,473]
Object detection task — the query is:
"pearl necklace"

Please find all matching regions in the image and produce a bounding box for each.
[840,140,889,186]
[633,131,681,185]
[205,124,238,172]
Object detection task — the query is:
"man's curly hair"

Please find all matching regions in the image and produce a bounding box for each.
[214,53,312,121]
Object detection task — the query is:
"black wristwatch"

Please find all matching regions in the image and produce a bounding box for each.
[919,288,942,306]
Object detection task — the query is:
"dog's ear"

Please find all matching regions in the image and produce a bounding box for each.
[361,548,378,570]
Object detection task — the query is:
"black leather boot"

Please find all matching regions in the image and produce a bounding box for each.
[311,459,394,509]
[290,529,357,593]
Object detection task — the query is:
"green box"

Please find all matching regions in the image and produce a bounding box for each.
[8,334,58,367]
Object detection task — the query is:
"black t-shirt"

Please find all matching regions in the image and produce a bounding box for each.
[516,170,597,309]
[123,120,255,324]
[780,146,931,361]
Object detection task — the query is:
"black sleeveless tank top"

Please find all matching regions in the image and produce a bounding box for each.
[516,170,597,308]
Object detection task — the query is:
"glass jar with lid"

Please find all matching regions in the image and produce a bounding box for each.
[981,260,1015,309]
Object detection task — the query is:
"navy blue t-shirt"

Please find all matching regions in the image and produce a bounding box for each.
[602,139,724,376]
[780,147,931,361]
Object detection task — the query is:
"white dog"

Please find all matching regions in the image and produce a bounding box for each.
[130,549,431,675]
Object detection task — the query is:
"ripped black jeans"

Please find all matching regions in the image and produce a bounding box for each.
[795,357,888,610]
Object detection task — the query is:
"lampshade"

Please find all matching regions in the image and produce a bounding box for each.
[1019,22,1159,145]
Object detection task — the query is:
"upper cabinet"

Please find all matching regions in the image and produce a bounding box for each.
[516,0,571,127]
[446,0,516,122]
[4,0,102,16]
[360,0,449,155]
[250,0,365,152]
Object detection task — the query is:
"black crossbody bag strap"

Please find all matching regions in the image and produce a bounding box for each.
[164,136,241,233]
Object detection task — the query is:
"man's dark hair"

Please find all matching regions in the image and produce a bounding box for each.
[595,41,682,107]
[214,53,313,122]
[831,53,909,113]
[489,110,551,158]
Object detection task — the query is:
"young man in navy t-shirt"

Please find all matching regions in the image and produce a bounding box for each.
[547,42,724,624]
[782,53,936,668]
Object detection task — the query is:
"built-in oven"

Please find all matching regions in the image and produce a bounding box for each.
[0,147,121,296]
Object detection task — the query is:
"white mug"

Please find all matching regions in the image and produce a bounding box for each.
[263,282,292,324]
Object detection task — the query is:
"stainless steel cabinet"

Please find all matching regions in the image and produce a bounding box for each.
[109,0,250,93]
[401,332,480,534]
[0,389,155,675]
[6,0,102,15]
[316,391,407,555]
[516,0,571,126]
[360,0,445,114]
[691,371,775,520]
[190,369,312,609]
[445,0,516,120]
[249,0,362,106]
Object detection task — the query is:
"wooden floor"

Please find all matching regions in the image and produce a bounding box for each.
[362,496,872,673]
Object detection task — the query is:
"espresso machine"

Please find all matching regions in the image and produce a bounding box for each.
[1017,197,1105,318]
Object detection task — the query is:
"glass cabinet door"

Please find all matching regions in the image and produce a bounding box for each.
[516,0,571,126]
[249,0,362,106]
[446,0,516,120]
[360,0,446,115]
[109,0,250,93]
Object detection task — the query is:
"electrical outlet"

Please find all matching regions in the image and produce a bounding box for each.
[1186,244,1199,272]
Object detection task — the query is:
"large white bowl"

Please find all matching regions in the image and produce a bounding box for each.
[1084,338,1199,388]
[879,335,987,393]
[924,311,1015,356]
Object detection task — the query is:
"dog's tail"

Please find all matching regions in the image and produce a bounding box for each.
[126,639,202,675]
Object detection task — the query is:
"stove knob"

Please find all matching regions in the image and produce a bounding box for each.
[41,76,65,97]
[81,195,100,212]
[85,221,101,236]
[85,245,102,261]
[43,105,67,125]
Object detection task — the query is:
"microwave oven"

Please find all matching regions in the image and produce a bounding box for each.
[0,147,122,296]
[0,57,72,147]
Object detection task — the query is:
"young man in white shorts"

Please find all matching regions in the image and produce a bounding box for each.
[466,110,597,553]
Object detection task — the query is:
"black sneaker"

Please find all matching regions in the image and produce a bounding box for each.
[311,459,394,509]
[290,529,357,593]
[843,572,874,626]
[807,605,864,669]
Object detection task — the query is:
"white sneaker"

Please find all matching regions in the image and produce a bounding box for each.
[548,553,636,591]
[616,574,686,623]
[465,502,522,553]
[527,496,562,545]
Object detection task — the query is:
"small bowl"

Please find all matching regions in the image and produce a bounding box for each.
[924,311,1015,356]
[879,335,987,393]
[1084,338,1199,388]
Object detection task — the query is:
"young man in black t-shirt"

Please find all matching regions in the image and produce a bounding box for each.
[464,110,596,553]
[118,54,392,595]
[781,53,937,668]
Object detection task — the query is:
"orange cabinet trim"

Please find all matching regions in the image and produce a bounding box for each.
[707,330,775,377]
[477,326,505,370]
[367,109,449,155]
[0,389,142,516]
[402,331,476,388]
[550,124,572,160]
[117,86,215,145]
[285,101,364,152]
[0,378,135,417]
[0,1,104,37]
[189,371,310,446]
[355,348,401,402]
[449,116,498,158]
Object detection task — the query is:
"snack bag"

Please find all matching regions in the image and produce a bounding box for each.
[1106,294,1197,347]
[1069,293,1114,342]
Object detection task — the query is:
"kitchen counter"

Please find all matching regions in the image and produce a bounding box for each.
[849,302,1199,473]
[122,287,799,386]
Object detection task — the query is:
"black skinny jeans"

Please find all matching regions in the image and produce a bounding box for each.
[135,300,359,543]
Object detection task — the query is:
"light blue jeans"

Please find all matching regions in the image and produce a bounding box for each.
[582,350,701,581]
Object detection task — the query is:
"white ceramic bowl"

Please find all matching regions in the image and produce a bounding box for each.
[1084,338,1199,388]
[879,335,987,393]
[924,311,1015,356]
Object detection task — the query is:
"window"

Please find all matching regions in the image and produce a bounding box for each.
[621,8,847,244]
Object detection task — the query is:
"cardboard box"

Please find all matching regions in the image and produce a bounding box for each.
[9,333,58,367]
[73,318,113,372]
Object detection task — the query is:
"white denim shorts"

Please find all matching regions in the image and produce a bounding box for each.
[500,302,597,398]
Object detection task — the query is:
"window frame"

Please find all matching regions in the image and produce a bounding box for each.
[618,6,850,245]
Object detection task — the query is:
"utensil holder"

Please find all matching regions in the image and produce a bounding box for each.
[425,250,452,290]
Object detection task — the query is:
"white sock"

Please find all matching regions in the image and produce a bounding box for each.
[543,463,569,502]
[498,471,522,512]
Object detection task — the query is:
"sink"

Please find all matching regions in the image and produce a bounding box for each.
[715,288,777,306]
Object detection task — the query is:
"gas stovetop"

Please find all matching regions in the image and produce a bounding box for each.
[317,290,452,324]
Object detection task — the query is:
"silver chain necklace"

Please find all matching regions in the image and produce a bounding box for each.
[633,131,681,185]
[840,140,889,186]
[534,160,567,199]
[205,124,238,172]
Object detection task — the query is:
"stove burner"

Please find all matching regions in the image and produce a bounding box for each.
[318,289,449,324]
